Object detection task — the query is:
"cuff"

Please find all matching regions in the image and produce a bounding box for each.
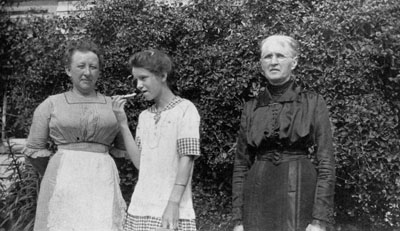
[313,207,335,224]
[232,207,243,224]
[109,147,128,159]
[22,147,53,158]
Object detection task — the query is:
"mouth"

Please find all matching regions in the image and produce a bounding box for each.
[270,69,280,72]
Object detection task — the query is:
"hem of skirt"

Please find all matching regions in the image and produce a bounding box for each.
[123,214,197,231]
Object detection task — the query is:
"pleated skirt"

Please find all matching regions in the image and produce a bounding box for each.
[243,158,316,231]
[33,149,126,231]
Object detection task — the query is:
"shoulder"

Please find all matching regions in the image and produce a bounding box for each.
[176,97,200,115]
[292,79,327,102]
[34,92,65,114]
[242,97,258,113]
[301,92,327,106]
[297,89,329,114]
[41,92,66,106]
[47,92,65,101]
[300,89,319,99]
[177,97,197,109]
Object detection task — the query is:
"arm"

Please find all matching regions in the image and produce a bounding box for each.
[232,102,252,230]
[162,102,200,229]
[23,98,54,176]
[309,95,336,230]
[111,96,140,169]
[162,155,194,229]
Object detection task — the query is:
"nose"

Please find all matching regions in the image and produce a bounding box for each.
[270,55,278,64]
[83,66,90,75]
[136,79,143,90]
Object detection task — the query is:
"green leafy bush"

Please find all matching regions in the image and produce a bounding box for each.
[1,0,399,229]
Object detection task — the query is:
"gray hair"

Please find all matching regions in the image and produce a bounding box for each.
[260,35,300,58]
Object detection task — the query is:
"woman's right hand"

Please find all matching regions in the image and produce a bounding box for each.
[233,225,244,231]
[111,96,128,125]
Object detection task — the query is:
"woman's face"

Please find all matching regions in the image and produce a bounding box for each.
[132,67,166,102]
[66,50,100,95]
[260,39,297,85]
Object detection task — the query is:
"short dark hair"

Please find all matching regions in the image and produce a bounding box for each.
[128,49,175,88]
[128,49,173,76]
[63,39,103,69]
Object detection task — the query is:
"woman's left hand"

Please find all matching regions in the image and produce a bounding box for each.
[161,201,180,230]
[306,223,326,231]
[111,96,128,124]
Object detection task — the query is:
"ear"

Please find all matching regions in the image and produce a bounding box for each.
[65,67,71,77]
[291,56,298,70]
[161,73,168,82]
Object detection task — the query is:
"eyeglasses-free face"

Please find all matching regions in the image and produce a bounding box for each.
[260,39,298,85]
[66,50,100,95]
[132,67,167,102]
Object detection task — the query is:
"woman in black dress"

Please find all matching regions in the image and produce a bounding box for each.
[232,35,335,231]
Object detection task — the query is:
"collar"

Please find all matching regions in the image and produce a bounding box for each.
[255,81,302,109]
[64,91,106,104]
[149,96,183,113]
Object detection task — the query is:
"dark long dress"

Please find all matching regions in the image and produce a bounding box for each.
[232,80,335,231]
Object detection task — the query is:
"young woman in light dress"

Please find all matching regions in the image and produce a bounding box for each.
[115,49,200,231]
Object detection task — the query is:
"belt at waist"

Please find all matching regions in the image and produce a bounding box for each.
[58,142,109,153]
[256,150,307,165]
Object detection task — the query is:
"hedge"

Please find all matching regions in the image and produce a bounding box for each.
[1,0,399,230]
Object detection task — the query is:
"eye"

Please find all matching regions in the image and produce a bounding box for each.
[263,54,273,60]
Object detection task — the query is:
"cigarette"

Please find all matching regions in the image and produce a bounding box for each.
[121,93,137,99]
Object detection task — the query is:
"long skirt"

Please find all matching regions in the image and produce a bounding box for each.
[243,158,316,231]
[33,149,126,231]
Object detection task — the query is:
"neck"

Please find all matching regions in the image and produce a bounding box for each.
[268,76,291,86]
[72,88,97,97]
[268,78,293,97]
[154,89,175,110]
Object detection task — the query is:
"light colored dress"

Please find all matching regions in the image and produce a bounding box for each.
[124,97,200,231]
[23,91,127,231]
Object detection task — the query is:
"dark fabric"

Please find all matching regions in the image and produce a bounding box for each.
[255,150,307,165]
[243,158,316,231]
[26,156,49,176]
[269,79,293,101]
[232,80,335,230]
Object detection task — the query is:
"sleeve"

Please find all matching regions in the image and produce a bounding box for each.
[22,98,53,158]
[232,101,253,224]
[109,131,129,159]
[312,95,336,224]
[176,102,200,158]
